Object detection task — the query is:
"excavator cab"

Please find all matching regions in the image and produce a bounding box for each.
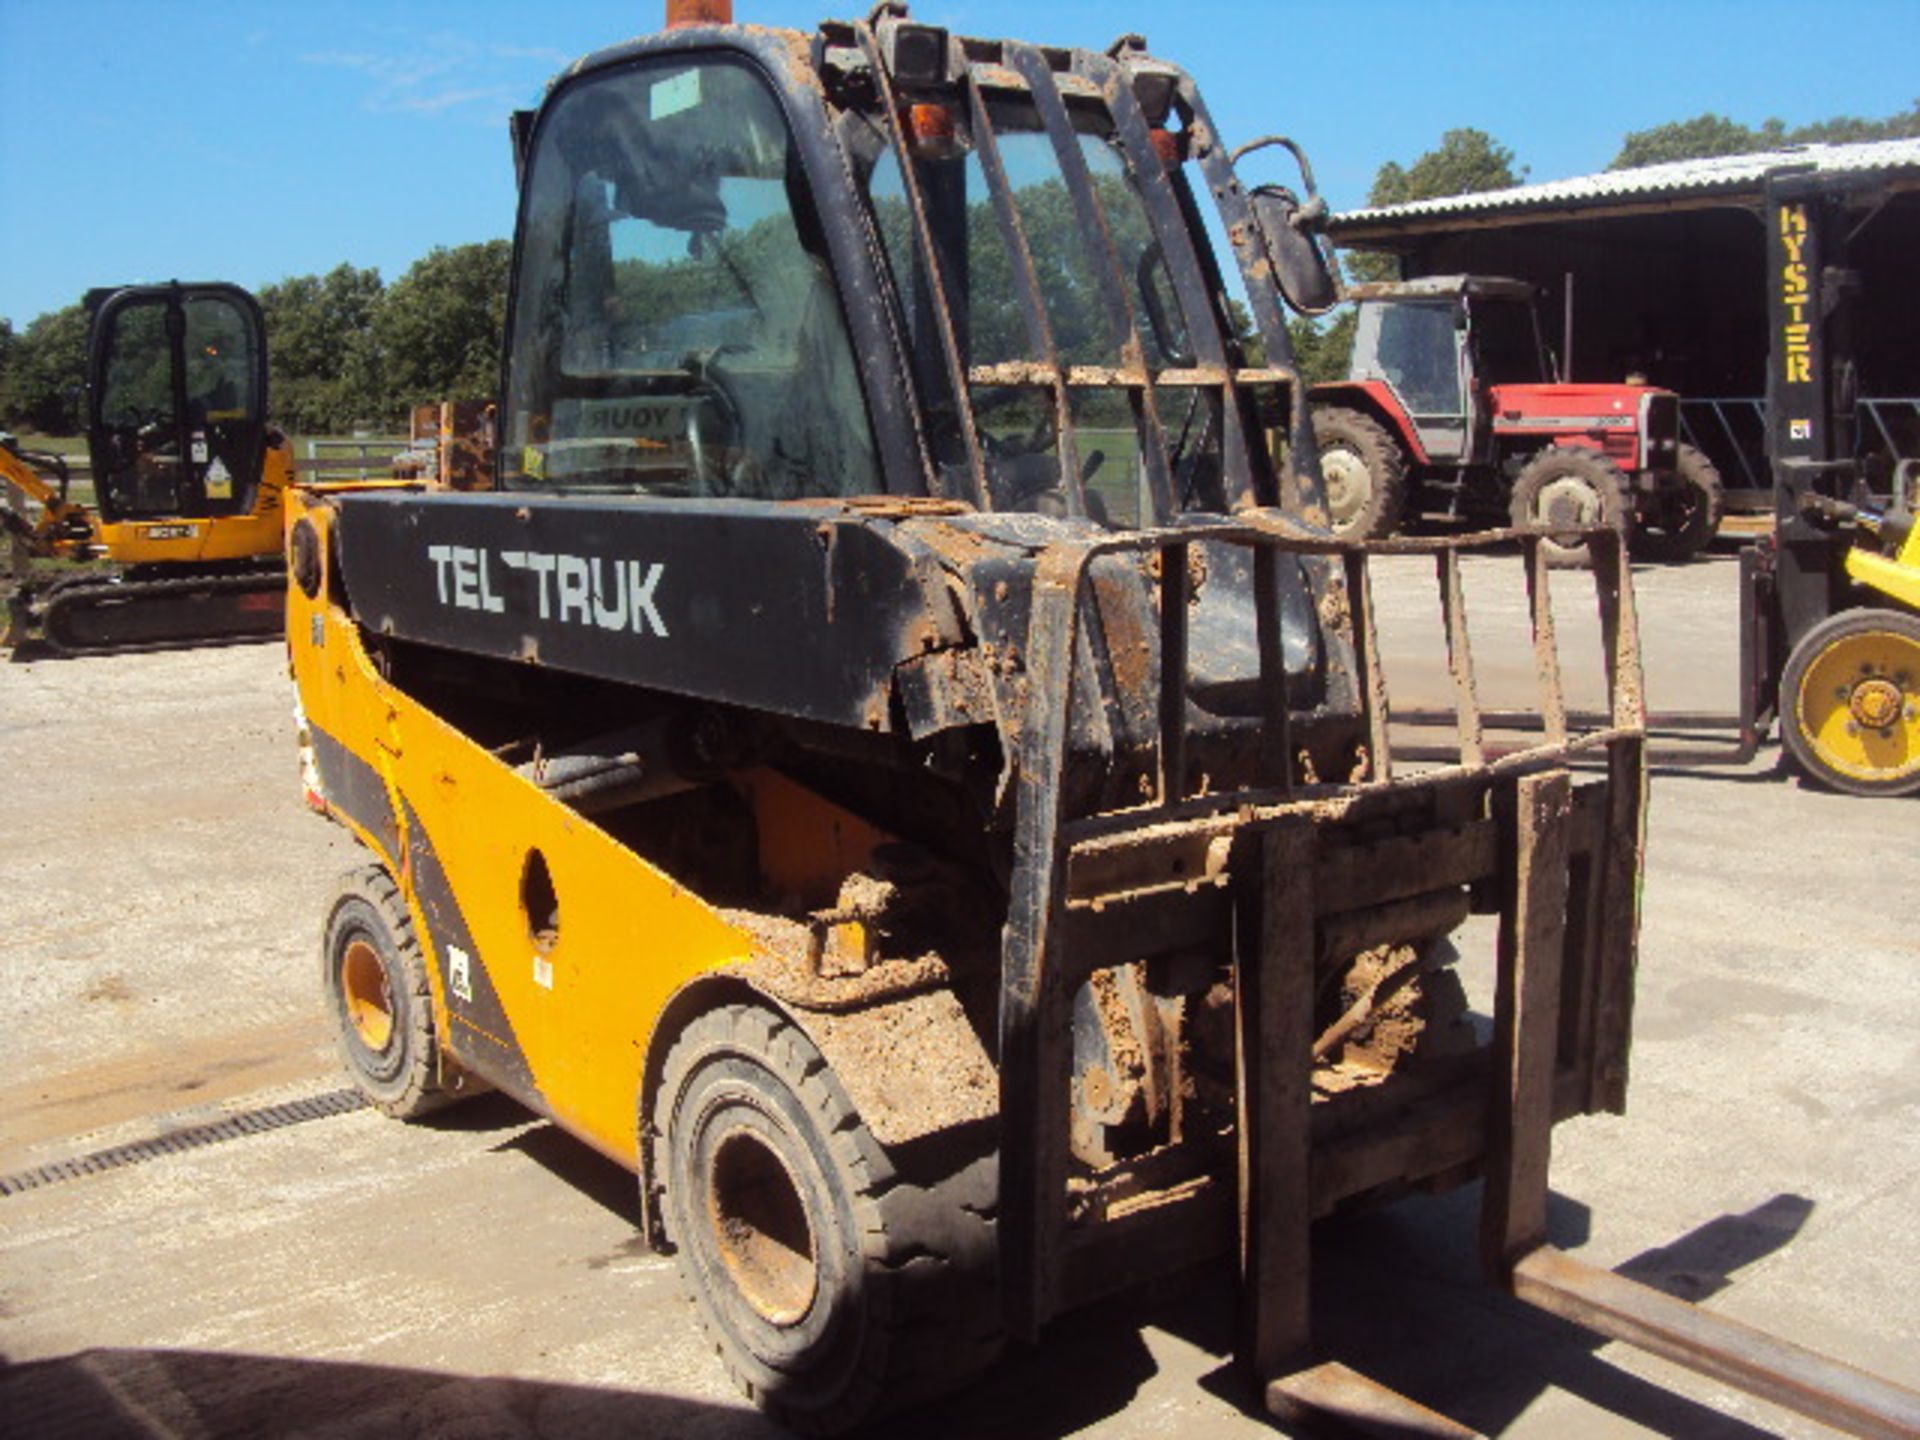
[0,282,289,654]
[85,283,269,524]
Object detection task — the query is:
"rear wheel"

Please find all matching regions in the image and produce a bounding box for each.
[1780,607,1920,797]
[1633,443,1724,563]
[323,865,452,1118]
[1311,406,1409,541]
[1509,446,1631,570]
[655,1003,1000,1435]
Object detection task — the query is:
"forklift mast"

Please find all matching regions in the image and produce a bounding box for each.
[1765,177,1869,648]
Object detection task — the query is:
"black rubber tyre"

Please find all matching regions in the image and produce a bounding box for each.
[1311,406,1409,541]
[1779,607,1920,798]
[1508,445,1631,570]
[655,1003,1001,1436]
[322,864,451,1119]
[1633,443,1725,563]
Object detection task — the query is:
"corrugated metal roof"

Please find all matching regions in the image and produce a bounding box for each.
[1330,137,1920,232]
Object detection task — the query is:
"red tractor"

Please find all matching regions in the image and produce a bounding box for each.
[1309,275,1723,563]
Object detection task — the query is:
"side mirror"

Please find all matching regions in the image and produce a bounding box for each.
[1232,136,1340,317]
[510,109,536,190]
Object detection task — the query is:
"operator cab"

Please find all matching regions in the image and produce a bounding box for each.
[85,283,270,524]
[499,21,1339,529]
[1347,274,1545,463]
[503,57,883,502]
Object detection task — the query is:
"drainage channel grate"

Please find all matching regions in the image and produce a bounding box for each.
[0,1087,369,1197]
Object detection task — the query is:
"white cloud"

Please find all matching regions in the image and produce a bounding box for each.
[301,34,557,123]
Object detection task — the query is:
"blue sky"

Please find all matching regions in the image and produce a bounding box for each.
[2,0,1915,327]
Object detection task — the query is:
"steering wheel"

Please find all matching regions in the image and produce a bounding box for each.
[680,357,747,498]
[971,385,1058,460]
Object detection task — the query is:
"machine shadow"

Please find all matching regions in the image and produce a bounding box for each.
[362,1099,1820,1436]
[0,1346,788,1440]
[1180,1184,1813,1438]
[417,1094,648,1227]
[492,1120,644,1225]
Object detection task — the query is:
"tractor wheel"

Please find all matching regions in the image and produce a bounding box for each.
[322,864,453,1119]
[1779,607,1920,797]
[1508,446,1631,570]
[1311,406,1409,541]
[655,1003,1001,1435]
[1633,443,1725,563]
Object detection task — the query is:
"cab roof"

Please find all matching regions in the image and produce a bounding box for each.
[1344,274,1537,304]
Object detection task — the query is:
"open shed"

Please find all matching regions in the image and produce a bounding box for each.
[1328,139,1920,507]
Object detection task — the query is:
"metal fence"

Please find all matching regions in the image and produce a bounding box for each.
[301,436,405,481]
[1681,396,1920,502]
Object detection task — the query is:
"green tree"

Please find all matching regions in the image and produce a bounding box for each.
[1790,99,1920,144]
[0,318,14,428]
[1285,308,1358,388]
[1611,100,1920,169]
[369,241,512,419]
[1368,128,1524,208]
[0,302,89,435]
[259,264,385,432]
[1611,113,1783,169]
[1344,128,1524,287]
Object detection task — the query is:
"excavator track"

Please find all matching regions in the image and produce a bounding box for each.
[38,568,284,656]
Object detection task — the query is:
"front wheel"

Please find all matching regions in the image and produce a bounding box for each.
[1311,406,1409,542]
[1509,446,1631,570]
[1780,607,1920,797]
[1633,443,1724,563]
[655,1003,1000,1435]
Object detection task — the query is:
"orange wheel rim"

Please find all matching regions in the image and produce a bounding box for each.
[341,938,395,1052]
[706,1127,817,1327]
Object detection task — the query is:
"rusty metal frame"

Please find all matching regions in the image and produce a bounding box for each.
[1127,53,1332,524]
[995,518,1648,1339]
[854,20,994,509]
[860,20,1303,526]
[987,507,1920,1437]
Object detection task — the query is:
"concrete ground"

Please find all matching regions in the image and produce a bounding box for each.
[1,548,1916,1440]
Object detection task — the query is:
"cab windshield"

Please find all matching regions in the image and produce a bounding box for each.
[860,101,1220,526]
[90,291,263,521]
[1354,300,1462,418]
[503,55,880,498]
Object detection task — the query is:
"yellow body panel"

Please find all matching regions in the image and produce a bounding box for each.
[288,485,757,1168]
[1846,525,1920,612]
[2,439,293,567]
[95,443,293,566]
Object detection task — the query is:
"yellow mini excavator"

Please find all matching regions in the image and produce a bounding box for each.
[1,282,292,654]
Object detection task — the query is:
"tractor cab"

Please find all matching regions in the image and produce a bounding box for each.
[1346,274,1544,467]
[85,283,271,524]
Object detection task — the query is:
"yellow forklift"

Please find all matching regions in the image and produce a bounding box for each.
[1,282,292,654]
[1751,180,1920,794]
[287,4,1920,1436]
